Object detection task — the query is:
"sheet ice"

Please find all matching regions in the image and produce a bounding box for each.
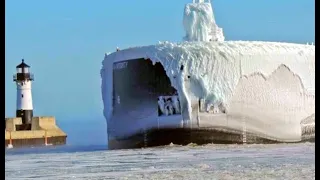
[183,0,224,42]
[5,143,315,179]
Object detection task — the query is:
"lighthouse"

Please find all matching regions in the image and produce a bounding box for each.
[13,59,34,125]
[5,59,67,148]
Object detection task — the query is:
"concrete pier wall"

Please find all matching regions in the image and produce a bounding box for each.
[5,116,67,148]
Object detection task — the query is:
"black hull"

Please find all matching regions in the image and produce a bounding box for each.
[108,127,308,150]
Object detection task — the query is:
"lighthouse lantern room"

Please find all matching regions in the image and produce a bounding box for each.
[13,59,34,126]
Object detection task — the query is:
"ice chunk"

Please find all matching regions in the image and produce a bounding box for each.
[183,0,224,42]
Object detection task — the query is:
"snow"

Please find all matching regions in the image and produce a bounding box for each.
[183,0,224,42]
[100,0,315,142]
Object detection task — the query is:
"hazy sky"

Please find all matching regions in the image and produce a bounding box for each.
[5,0,315,145]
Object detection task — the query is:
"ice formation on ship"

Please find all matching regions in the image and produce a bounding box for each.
[101,0,315,149]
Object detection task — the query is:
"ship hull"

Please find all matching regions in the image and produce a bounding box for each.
[108,58,186,148]
[103,42,315,150]
[107,127,280,150]
[108,127,314,150]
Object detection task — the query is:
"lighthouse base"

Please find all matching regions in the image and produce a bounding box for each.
[5,136,66,148]
[16,109,33,124]
[4,116,67,148]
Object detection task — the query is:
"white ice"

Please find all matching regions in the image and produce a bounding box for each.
[183,0,224,42]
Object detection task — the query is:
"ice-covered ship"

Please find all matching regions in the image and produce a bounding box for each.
[101,0,315,149]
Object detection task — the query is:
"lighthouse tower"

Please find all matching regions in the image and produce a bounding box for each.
[13,59,34,125]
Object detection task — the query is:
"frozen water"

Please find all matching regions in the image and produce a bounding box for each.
[5,143,315,180]
[183,0,224,42]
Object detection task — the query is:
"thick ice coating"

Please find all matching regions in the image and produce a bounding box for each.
[183,0,224,42]
[101,41,314,141]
